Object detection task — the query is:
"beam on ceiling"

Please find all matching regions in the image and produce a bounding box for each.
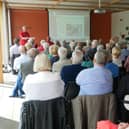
[110,0,122,4]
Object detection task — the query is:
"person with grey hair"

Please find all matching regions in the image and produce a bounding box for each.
[10,48,38,98]
[97,44,104,51]
[60,50,85,84]
[76,51,113,95]
[52,47,72,72]
[23,53,64,101]
[13,46,31,72]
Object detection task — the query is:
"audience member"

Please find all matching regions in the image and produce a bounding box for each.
[10,48,37,97]
[76,50,113,95]
[37,40,45,53]
[112,46,122,67]
[105,53,119,78]
[13,46,31,72]
[81,49,94,68]
[23,53,64,101]
[52,47,72,72]
[49,44,59,66]
[120,42,129,63]
[10,37,20,74]
[60,50,84,84]
[46,36,54,46]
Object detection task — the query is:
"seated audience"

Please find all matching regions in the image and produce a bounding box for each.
[120,42,129,63]
[37,40,45,53]
[49,44,59,66]
[10,48,37,97]
[76,50,113,95]
[46,36,54,46]
[13,46,31,72]
[60,50,85,84]
[24,41,33,51]
[69,40,76,52]
[10,37,20,74]
[81,49,94,68]
[105,53,119,78]
[112,46,122,67]
[52,47,72,72]
[23,53,64,101]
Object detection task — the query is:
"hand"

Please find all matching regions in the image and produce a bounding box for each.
[118,122,129,129]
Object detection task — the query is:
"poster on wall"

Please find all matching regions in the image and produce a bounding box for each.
[49,10,90,42]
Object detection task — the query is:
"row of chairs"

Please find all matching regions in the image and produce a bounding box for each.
[19,93,117,129]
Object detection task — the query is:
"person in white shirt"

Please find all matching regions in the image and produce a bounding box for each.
[23,53,64,101]
[13,46,31,72]
[10,37,20,73]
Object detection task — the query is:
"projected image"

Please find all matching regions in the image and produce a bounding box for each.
[66,24,82,37]
[49,9,90,41]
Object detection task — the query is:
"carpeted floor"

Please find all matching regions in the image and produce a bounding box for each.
[0,117,19,129]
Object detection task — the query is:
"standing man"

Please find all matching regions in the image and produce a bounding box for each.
[19,25,30,46]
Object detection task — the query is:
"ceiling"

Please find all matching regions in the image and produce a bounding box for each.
[2,0,129,12]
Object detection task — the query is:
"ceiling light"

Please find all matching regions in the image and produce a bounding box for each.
[94,0,106,14]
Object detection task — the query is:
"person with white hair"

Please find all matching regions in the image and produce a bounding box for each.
[52,47,72,72]
[97,44,104,51]
[76,51,113,95]
[23,53,64,101]
[60,50,85,84]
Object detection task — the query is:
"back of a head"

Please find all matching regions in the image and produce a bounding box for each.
[13,37,20,45]
[97,44,104,51]
[25,42,33,50]
[49,45,58,55]
[40,40,46,45]
[92,40,98,48]
[33,53,51,72]
[19,46,26,54]
[94,51,107,65]
[112,46,121,58]
[27,48,37,58]
[42,42,49,50]
[72,50,83,64]
[58,47,67,59]
[27,38,35,45]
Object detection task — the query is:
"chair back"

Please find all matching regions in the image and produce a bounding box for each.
[72,93,117,129]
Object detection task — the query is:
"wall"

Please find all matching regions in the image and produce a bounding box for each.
[10,9,48,46]
[90,11,111,43]
[112,10,129,38]
[0,2,3,82]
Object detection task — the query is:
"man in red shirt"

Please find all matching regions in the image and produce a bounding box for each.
[19,25,30,46]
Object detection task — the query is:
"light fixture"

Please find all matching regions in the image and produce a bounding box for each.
[94,0,106,14]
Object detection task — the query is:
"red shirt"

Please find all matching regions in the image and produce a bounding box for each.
[19,31,30,46]
[47,40,54,46]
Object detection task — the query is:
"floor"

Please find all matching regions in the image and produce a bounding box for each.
[0,73,25,129]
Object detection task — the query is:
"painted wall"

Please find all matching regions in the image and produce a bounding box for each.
[0,2,3,82]
[10,9,112,45]
[10,9,48,46]
[112,10,129,38]
[90,11,111,43]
